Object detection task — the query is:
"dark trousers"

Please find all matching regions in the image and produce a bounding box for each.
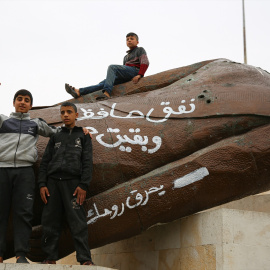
[41,178,92,262]
[0,167,35,257]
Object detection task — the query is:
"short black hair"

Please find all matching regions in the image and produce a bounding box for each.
[126,32,139,41]
[13,89,33,105]
[60,102,77,113]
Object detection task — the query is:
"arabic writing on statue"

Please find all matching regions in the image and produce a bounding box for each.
[87,185,165,224]
[86,127,162,154]
[77,99,196,123]
[86,167,210,225]
[78,99,195,154]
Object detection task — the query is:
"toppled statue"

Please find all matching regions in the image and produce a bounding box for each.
[5,58,270,262]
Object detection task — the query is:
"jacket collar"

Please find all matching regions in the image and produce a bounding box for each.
[126,46,138,54]
[62,125,81,131]
[10,112,31,120]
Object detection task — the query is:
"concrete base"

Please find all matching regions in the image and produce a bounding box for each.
[4,192,270,269]
[80,192,270,270]
[0,263,115,270]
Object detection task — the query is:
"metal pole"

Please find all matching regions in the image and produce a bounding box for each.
[242,0,247,64]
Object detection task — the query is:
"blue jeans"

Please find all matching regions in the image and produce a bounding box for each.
[79,65,139,96]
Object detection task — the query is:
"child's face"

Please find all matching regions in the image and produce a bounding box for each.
[126,35,139,49]
[60,106,78,128]
[13,95,32,113]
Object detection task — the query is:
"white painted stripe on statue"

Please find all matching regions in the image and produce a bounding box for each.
[173,167,209,189]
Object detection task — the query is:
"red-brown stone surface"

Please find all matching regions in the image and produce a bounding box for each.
[5,59,270,261]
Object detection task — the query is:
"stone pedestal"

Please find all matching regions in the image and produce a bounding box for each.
[0,264,115,270]
[87,192,270,270]
[5,192,270,270]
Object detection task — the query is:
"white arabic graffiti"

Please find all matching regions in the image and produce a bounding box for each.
[87,185,165,224]
[86,127,162,154]
[77,99,196,123]
[86,167,210,225]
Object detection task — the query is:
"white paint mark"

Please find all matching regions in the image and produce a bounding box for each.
[254,67,264,76]
[158,191,166,196]
[173,167,209,189]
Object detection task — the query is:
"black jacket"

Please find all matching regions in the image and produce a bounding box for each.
[38,126,92,191]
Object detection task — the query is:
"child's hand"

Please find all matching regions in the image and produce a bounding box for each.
[40,187,50,204]
[82,127,93,139]
[132,75,142,84]
[73,186,86,205]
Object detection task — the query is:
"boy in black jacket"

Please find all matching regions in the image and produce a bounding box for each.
[38,102,94,265]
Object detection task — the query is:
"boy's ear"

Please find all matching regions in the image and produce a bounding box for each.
[75,112,79,120]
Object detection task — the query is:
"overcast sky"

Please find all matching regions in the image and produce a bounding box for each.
[1,0,270,115]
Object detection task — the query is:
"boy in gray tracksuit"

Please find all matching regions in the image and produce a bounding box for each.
[0,89,59,264]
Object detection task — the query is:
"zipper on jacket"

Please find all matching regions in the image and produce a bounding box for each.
[14,114,23,167]
[59,128,73,178]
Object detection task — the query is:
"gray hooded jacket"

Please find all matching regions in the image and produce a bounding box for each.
[0,112,58,167]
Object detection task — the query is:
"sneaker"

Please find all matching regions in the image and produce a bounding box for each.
[81,260,95,265]
[0,257,3,263]
[16,256,29,264]
[41,259,56,264]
